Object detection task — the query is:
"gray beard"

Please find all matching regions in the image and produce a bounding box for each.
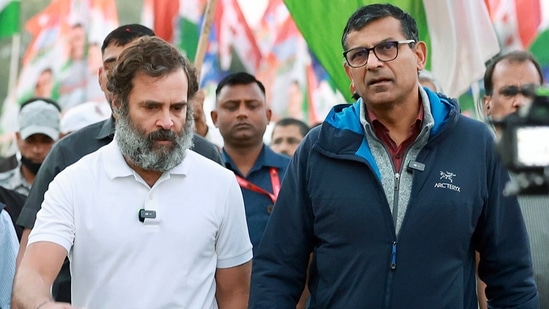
[115,115,194,173]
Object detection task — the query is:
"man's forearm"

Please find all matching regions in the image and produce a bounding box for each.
[12,267,54,309]
[15,229,31,268]
[216,262,251,309]
[216,290,249,309]
[13,242,68,309]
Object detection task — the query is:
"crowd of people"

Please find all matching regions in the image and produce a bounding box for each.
[0,3,546,309]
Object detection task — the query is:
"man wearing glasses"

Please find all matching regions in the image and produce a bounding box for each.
[249,3,538,308]
[483,51,542,120]
[478,50,548,309]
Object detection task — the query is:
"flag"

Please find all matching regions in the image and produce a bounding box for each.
[0,0,69,139]
[284,0,500,100]
[142,0,261,79]
[528,0,549,70]
[306,53,345,124]
[141,0,179,42]
[423,0,500,98]
[215,0,261,73]
[256,15,309,122]
[255,0,289,55]
[176,0,206,62]
[530,29,549,68]
[485,0,541,51]
[141,0,206,62]
[199,25,222,87]
[254,0,344,124]
[12,0,72,108]
[85,0,120,102]
[485,0,549,79]
[0,0,20,38]
[88,0,119,45]
[255,1,318,123]
[10,0,118,110]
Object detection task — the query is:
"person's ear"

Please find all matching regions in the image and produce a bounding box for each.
[483,95,491,116]
[266,108,272,122]
[111,98,122,120]
[210,110,218,127]
[98,66,105,91]
[414,41,427,71]
[344,62,353,81]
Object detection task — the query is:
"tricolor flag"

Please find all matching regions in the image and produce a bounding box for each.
[485,0,541,51]
[255,0,289,55]
[1,0,119,132]
[256,15,309,122]
[423,0,500,99]
[215,0,261,74]
[141,0,206,62]
[530,28,549,76]
[284,0,500,101]
[0,0,20,38]
[0,0,69,138]
[485,0,549,78]
[255,0,344,124]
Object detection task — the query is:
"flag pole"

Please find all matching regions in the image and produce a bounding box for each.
[0,33,21,155]
[8,33,20,99]
[194,0,218,80]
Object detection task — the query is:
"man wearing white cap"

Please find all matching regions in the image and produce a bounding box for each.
[59,101,111,137]
[0,97,61,196]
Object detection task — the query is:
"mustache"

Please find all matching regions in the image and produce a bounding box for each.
[147,129,178,142]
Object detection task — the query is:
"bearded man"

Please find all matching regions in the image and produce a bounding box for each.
[12,36,252,309]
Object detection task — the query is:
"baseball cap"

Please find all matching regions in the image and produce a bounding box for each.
[18,99,61,141]
[60,101,111,134]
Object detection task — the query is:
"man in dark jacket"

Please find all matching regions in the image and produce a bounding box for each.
[249,3,539,308]
[478,50,548,308]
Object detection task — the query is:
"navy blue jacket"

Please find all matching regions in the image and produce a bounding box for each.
[249,89,539,308]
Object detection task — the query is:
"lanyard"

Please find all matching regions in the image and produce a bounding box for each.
[235,167,280,204]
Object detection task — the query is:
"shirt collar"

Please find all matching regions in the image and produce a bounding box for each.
[360,85,427,129]
[96,117,115,141]
[222,144,289,175]
[104,139,189,181]
[366,99,424,126]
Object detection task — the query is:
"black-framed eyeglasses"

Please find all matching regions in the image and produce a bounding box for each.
[498,84,538,98]
[343,40,415,68]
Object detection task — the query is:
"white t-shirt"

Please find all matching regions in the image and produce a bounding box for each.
[30,141,252,309]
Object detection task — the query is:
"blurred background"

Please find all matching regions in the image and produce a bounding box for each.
[0,0,548,154]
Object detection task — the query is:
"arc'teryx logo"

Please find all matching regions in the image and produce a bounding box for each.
[439,171,456,183]
[434,171,461,192]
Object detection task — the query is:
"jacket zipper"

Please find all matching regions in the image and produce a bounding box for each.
[385,241,398,308]
[390,241,397,270]
[392,172,400,229]
[384,158,406,307]
[390,172,400,271]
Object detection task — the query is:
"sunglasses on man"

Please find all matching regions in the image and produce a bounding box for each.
[498,84,538,98]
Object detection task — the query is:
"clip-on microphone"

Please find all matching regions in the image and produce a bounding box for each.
[407,160,425,173]
[138,209,156,222]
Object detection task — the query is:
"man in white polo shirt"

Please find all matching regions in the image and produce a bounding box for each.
[12,36,252,309]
